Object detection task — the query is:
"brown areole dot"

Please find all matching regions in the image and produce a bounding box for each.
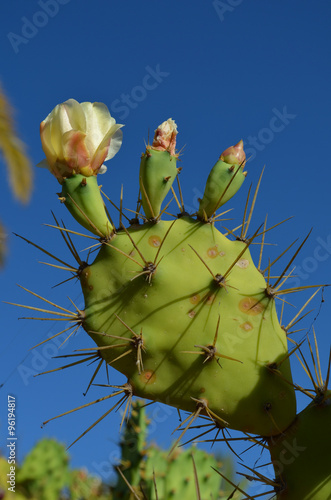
[239,297,265,315]
[148,235,161,247]
[240,321,253,331]
[205,294,216,305]
[206,246,219,258]
[190,294,201,305]
[236,258,249,269]
[141,370,156,384]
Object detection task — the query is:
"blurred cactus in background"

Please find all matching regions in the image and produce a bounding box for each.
[0,402,238,499]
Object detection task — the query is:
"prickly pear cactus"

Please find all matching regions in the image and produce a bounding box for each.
[268,390,331,500]
[11,99,331,499]
[69,468,111,500]
[15,438,71,500]
[113,400,241,499]
[113,399,148,498]
[1,437,111,499]
[0,455,25,500]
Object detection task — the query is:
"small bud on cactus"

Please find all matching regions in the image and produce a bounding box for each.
[151,118,178,156]
[197,139,247,220]
[139,118,178,219]
[220,139,246,166]
[38,98,123,182]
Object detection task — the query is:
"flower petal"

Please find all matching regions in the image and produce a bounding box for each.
[105,127,123,160]
[80,102,116,155]
[220,140,246,166]
[40,120,57,165]
[36,158,51,171]
[48,103,72,159]
[98,164,107,174]
[90,125,123,172]
[37,158,64,183]
[39,99,123,181]
[62,99,87,133]
[152,118,177,155]
[62,130,90,170]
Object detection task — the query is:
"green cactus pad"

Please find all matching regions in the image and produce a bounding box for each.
[16,438,71,500]
[139,148,178,219]
[114,400,240,499]
[198,159,246,220]
[80,216,296,436]
[0,456,25,500]
[60,174,113,238]
[144,446,224,499]
[69,468,109,500]
[268,392,331,499]
[114,400,148,498]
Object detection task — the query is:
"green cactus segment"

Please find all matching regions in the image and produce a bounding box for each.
[139,148,178,219]
[1,438,112,500]
[0,456,25,500]
[60,174,113,238]
[114,400,240,499]
[80,216,296,436]
[143,446,224,499]
[268,392,331,500]
[16,438,71,500]
[197,159,246,220]
[69,468,111,500]
[114,400,148,498]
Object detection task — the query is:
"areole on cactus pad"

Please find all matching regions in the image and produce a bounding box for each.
[10,99,331,499]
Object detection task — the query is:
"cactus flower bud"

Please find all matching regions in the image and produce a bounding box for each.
[151,118,177,156]
[220,139,245,166]
[38,99,123,183]
[198,140,247,220]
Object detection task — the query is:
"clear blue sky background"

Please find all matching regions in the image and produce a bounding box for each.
[1,0,331,496]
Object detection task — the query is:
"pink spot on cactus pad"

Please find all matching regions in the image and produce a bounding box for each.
[239,297,264,315]
[148,235,161,247]
[236,259,249,269]
[190,294,201,305]
[141,370,156,384]
[207,246,219,258]
[240,321,253,331]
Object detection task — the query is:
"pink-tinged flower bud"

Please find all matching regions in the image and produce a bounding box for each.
[151,118,177,156]
[38,99,123,183]
[220,140,246,166]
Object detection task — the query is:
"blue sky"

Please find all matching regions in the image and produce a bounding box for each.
[1,0,331,495]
